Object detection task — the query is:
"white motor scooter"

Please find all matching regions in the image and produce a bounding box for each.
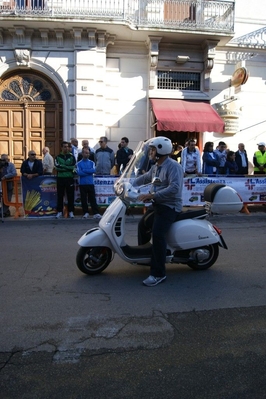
[76,141,243,275]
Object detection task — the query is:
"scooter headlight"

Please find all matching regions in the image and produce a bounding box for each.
[115,183,124,196]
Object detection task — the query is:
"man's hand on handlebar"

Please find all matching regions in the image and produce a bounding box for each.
[138,193,154,203]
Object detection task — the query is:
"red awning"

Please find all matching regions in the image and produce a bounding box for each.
[150,99,225,133]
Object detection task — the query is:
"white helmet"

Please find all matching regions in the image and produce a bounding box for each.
[149,136,172,157]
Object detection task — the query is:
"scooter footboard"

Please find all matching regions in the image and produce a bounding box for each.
[166,219,220,250]
[78,227,113,249]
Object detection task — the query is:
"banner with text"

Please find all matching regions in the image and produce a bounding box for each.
[21,175,266,217]
[182,176,266,205]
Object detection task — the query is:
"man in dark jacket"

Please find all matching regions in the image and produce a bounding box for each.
[116,137,133,173]
[20,150,43,179]
[235,143,249,175]
[54,141,76,218]
[0,154,17,217]
[95,136,115,175]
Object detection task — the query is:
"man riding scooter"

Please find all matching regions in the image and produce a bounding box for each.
[133,136,184,287]
[76,138,242,277]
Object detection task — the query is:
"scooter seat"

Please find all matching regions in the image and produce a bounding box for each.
[175,208,207,221]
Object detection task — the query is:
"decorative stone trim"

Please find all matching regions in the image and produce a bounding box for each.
[147,36,162,90]
[40,29,49,47]
[73,28,83,47]
[55,29,64,48]
[14,49,31,66]
[87,30,97,47]
[203,40,218,91]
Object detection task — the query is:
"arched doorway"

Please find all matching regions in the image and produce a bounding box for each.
[0,71,63,170]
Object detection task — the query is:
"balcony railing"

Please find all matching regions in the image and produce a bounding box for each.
[0,0,235,33]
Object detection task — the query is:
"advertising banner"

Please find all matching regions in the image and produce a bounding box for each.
[21,176,118,218]
[182,176,266,205]
[75,176,118,206]
[21,175,266,218]
[21,176,57,217]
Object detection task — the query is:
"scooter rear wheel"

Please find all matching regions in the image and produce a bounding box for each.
[187,243,219,270]
[76,246,112,275]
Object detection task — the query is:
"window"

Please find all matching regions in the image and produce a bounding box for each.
[157,71,201,91]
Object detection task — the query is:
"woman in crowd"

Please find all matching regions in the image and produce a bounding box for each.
[224,151,238,175]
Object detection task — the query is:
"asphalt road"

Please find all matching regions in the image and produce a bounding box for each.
[0,211,266,398]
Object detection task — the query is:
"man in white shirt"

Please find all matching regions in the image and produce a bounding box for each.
[77,139,95,162]
[42,147,54,175]
[181,139,202,176]
[70,138,79,161]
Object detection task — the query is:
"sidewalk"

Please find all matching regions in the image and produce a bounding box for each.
[2,202,266,223]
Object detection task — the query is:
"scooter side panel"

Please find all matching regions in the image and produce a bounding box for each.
[77,228,113,249]
[99,197,128,249]
[166,219,220,250]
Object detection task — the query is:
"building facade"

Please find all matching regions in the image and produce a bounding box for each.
[0,0,266,169]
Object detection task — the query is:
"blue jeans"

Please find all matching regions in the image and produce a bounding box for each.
[138,204,179,277]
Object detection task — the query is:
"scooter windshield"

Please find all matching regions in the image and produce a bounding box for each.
[116,141,151,185]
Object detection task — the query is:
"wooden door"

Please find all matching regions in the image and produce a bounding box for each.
[0,72,62,171]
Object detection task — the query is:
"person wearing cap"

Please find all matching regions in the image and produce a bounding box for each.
[253,142,266,174]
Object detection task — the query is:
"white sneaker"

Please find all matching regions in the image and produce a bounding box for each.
[69,211,74,218]
[143,275,166,287]
[93,213,102,219]
[56,212,62,219]
[82,213,89,219]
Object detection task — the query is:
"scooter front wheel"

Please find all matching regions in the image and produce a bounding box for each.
[187,243,219,270]
[76,246,112,275]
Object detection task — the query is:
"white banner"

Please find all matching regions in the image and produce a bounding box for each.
[182,176,266,205]
[94,176,118,206]
[92,175,266,206]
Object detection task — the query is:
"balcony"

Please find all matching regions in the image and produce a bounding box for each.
[0,0,234,33]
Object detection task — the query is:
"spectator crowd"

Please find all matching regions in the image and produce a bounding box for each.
[1,137,266,218]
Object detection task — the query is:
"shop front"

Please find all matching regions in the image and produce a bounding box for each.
[150,99,225,151]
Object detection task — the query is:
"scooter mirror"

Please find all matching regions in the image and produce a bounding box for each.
[152,177,162,185]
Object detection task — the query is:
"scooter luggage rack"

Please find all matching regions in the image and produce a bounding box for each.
[204,183,226,215]
[203,183,243,215]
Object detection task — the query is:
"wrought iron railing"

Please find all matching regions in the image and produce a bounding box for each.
[0,0,235,32]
